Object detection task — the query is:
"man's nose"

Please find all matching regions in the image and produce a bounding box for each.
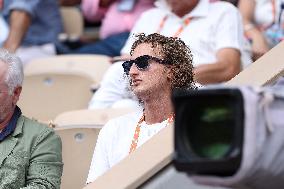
[129,63,139,75]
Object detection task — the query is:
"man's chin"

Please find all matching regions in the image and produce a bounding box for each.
[133,88,152,100]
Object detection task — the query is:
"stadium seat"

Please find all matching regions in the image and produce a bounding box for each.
[53,108,135,189]
[24,54,111,84]
[18,72,94,122]
[60,7,84,37]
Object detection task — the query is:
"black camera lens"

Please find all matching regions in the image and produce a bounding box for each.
[185,103,234,159]
[173,88,244,176]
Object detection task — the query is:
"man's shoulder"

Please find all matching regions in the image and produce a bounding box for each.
[101,111,142,132]
[97,111,142,142]
[209,1,238,12]
[107,111,142,126]
[13,116,61,154]
[19,115,54,136]
[207,1,240,23]
[140,7,166,19]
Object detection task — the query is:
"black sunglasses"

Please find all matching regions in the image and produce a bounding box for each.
[122,55,170,75]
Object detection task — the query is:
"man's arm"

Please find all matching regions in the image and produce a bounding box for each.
[88,61,130,109]
[194,48,241,84]
[238,0,269,60]
[23,128,63,189]
[3,10,31,52]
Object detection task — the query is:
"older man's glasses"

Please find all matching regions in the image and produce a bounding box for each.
[122,55,170,75]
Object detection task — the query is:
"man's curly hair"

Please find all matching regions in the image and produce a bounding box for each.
[130,33,196,90]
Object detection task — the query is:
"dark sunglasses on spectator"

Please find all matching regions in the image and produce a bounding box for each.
[122,55,170,75]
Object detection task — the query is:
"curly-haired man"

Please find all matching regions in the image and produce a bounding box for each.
[86,33,196,184]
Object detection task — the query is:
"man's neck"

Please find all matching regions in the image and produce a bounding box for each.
[173,2,198,18]
[143,95,173,125]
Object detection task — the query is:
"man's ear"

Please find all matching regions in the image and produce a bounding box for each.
[12,86,22,105]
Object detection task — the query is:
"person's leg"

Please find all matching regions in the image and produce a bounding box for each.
[70,31,130,56]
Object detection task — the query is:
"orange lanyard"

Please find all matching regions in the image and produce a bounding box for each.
[129,114,174,154]
[156,15,192,37]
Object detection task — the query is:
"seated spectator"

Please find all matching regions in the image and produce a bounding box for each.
[88,0,250,109]
[56,0,154,56]
[1,0,63,65]
[86,33,196,183]
[238,0,284,61]
[0,48,63,188]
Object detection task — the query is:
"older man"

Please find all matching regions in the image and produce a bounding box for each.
[86,33,196,183]
[0,49,63,188]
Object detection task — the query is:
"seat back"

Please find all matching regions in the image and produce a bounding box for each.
[53,108,135,189]
[24,55,111,84]
[18,72,94,121]
[60,7,84,37]
[55,126,99,189]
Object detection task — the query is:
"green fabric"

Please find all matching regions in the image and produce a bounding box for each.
[0,115,63,189]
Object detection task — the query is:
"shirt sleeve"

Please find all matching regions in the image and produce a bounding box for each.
[214,4,242,51]
[23,128,63,189]
[88,61,131,109]
[86,122,112,183]
[7,0,41,18]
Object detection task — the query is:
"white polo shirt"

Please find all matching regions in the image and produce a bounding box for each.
[86,111,172,183]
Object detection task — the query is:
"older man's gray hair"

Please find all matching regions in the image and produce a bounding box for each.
[0,49,24,94]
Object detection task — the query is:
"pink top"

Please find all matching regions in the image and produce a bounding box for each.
[82,0,154,39]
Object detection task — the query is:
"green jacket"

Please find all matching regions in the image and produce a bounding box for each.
[0,115,63,189]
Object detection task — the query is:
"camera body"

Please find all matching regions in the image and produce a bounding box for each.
[172,85,284,188]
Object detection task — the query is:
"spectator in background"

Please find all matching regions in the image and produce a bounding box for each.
[88,0,250,109]
[0,48,63,188]
[238,0,284,61]
[1,0,63,65]
[86,33,196,183]
[57,0,154,56]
